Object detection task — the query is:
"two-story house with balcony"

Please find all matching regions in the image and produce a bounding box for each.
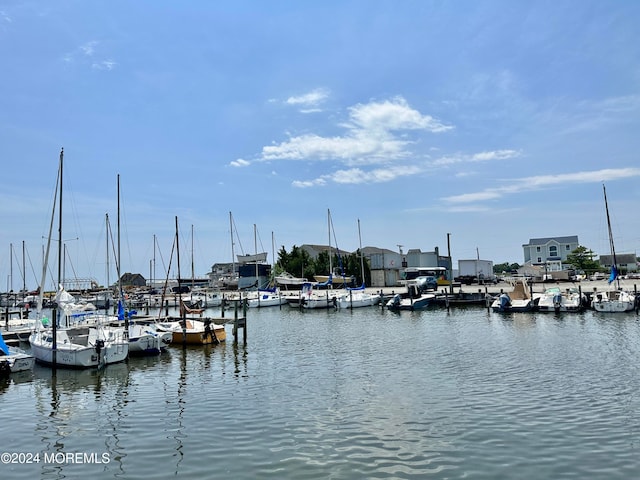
[522,236,580,275]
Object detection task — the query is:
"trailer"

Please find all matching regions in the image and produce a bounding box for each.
[456,259,496,284]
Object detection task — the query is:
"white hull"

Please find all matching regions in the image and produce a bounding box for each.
[247,293,288,308]
[301,296,337,309]
[591,290,636,312]
[536,287,585,312]
[337,291,381,309]
[274,273,308,288]
[491,280,533,312]
[491,298,533,312]
[314,275,355,285]
[184,291,223,308]
[0,348,35,374]
[386,293,435,311]
[29,327,129,368]
[128,324,166,355]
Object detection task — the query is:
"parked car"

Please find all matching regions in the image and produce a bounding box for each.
[415,276,438,291]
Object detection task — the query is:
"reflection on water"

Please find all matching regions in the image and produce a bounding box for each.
[2,308,640,479]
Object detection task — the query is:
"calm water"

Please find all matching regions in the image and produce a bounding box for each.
[2,306,640,479]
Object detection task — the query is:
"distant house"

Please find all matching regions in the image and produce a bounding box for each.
[119,272,146,288]
[598,253,638,274]
[300,244,351,260]
[522,236,580,268]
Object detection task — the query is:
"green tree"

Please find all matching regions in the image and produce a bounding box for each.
[493,262,521,274]
[276,245,314,279]
[565,246,602,275]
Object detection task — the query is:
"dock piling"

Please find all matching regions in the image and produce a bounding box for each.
[232,300,247,344]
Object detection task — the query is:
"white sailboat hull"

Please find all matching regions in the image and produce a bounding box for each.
[128,324,164,355]
[591,290,636,312]
[29,328,129,368]
[337,291,381,309]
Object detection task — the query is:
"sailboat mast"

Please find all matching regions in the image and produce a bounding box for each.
[22,241,26,299]
[53,147,64,364]
[358,219,365,287]
[105,213,110,291]
[229,212,235,284]
[603,184,620,288]
[327,209,332,278]
[254,224,258,289]
[116,174,129,333]
[8,243,12,294]
[117,174,121,296]
[176,216,182,303]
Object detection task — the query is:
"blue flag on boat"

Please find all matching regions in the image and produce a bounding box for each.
[608,265,618,284]
[0,331,10,355]
[117,299,125,321]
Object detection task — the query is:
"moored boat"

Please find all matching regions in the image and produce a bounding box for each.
[246,288,288,308]
[590,185,637,313]
[591,289,636,313]
[0,331,34,375]
[274,272,308,289]
[491,279,533,312]
[156,318,226,345]
[536,286,586,312]
[386,281,435,311]
[336,287,381,309]
[30,324,129,368]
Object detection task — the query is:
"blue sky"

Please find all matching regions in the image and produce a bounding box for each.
[1,1,640,290]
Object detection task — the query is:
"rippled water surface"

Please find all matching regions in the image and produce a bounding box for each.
[2,306,640,479]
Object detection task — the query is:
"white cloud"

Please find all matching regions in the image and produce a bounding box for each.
[262,132,409,165]
[229,158,250,167]
[257,96,526,189]
[292,178,327,188]
[346,96,452,133]
[432,149,520,167]
[293,164,424,188]
[63,41,116,70]
[286,88,330,108]
[92,60,116,70]
[80,41,98,56]
[262,96,451,171]
[443,168,640,204]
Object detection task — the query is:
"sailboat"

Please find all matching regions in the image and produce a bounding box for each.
[246,230,288,308]
[29,149,129,368]
[155,217,226,345]
[337,219,381,309]
[591,184,636,313]
[111,174,167,355]
[313,209,355,286]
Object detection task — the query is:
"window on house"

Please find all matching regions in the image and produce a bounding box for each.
[566,245,571,250]
[549,246,558,256]
[537,257,542,263]
[536,246,541,252]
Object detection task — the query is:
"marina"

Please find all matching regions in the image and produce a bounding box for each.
[1,301,640,479]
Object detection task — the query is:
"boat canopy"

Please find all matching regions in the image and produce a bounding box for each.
[0,332,9,355]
